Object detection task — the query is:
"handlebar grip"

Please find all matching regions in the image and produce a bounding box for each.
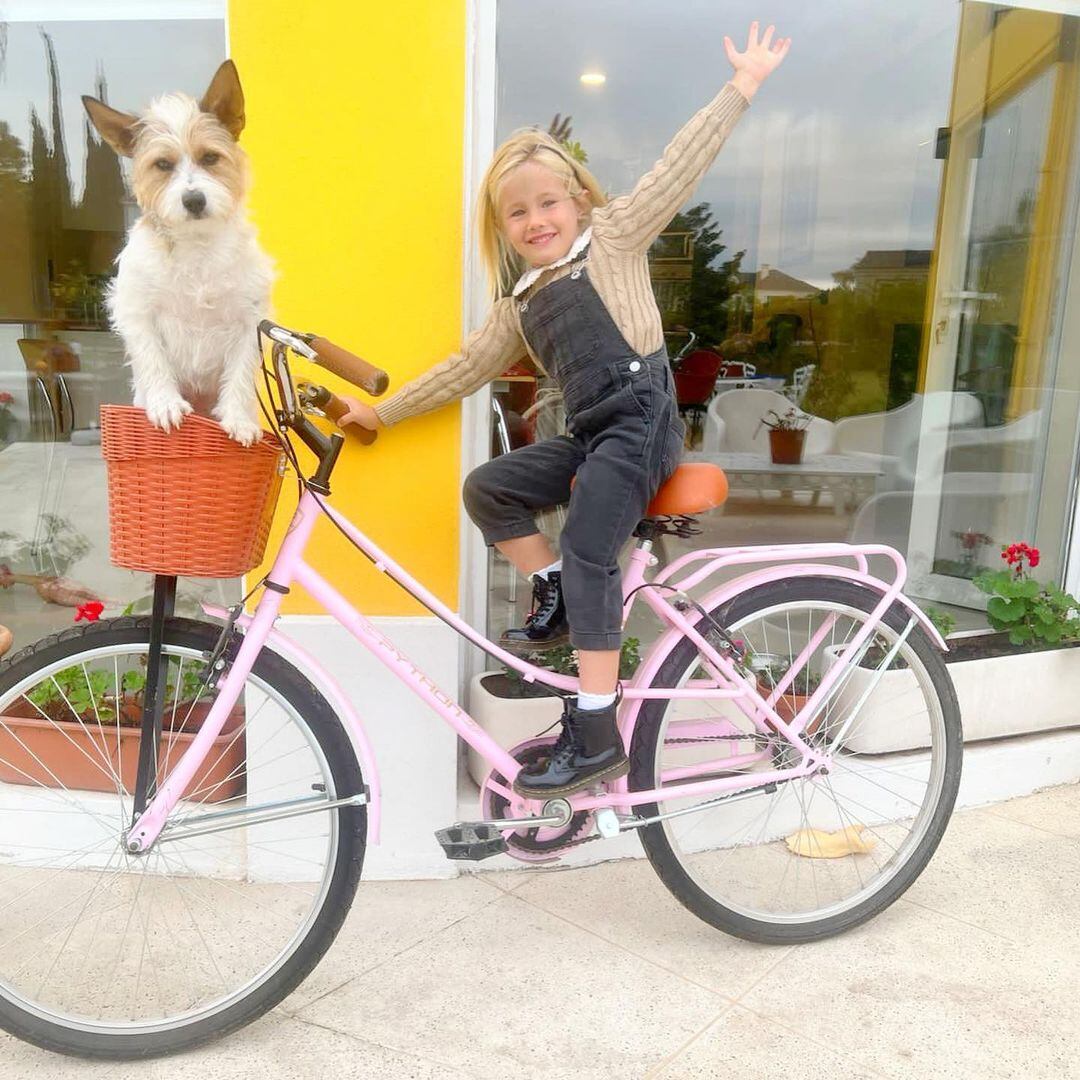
[320,390,378,445]
[308,336,390,397]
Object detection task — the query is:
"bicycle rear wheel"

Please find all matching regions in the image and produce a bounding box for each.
[0,616,365,1058]
[630,577,962,944]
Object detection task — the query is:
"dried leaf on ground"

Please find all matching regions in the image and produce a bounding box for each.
[785,825,876,859]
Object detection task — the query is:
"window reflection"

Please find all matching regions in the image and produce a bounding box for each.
[0,17,233,654]
[490,0,1080,640]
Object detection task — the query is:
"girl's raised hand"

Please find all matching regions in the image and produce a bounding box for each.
[724,21,791,87]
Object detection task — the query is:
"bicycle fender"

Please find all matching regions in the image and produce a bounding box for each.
[202,604,382,843]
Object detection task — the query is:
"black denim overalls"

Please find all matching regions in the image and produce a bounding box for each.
[462,252,685,651]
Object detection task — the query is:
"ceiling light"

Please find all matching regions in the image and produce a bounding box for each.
[580,72,606,87]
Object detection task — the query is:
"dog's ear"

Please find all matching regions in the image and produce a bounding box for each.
[82,96,140,157]
[200,59,245,139]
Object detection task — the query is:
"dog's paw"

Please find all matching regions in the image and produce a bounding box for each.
[144,395,193,432]
[218,413,263,447]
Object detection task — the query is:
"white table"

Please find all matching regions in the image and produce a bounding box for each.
[711,376,786,394]
[686,451,882,515]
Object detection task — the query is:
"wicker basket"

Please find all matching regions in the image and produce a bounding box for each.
[100,405,286,578]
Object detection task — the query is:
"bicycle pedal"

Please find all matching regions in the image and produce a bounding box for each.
[435,823,509,862]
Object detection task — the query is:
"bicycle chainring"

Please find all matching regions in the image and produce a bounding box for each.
[480,739,596,863]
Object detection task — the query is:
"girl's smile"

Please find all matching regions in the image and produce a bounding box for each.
[498,160,588,268]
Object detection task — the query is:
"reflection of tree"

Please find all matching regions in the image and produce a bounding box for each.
[748,252,932,419]
[803,279,928,416]
[0,121,34,318]
[547,113,588,164]
[655,201,747,346]
[4,29,126,324]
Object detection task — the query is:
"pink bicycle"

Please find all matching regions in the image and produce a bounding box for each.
[0,320,962,1058]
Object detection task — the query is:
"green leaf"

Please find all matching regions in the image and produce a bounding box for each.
[1033,604,1056,626]
[987,596,1025,623]
[973,569,1011,596]
[122,670,146,693]
[1009,626,1034,645]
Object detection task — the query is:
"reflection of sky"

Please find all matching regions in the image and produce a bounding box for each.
[496,0,959,288]
[0,20,225,203]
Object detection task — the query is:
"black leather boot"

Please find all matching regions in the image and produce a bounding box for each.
[500,571,569,651]
[512,699,629,798]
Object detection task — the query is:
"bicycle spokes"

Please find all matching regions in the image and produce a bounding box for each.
[643,588,955,928]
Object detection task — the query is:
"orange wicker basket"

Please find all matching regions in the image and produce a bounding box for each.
[100,405,286,578]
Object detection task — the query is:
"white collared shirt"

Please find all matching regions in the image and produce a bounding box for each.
[511,227,593,298]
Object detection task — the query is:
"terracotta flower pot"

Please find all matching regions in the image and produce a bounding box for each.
[756,677,823,736]
[0,698,246,802]
[768,428,806,465]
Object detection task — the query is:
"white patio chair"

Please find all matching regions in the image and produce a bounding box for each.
[700,388,835,456]
[833,391,986,492]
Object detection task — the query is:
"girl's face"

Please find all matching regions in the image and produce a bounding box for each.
[498,161,589,269]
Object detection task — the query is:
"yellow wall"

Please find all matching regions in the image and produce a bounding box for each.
[229,1,468,615]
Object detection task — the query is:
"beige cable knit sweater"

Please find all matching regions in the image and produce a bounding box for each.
[374,81,751,427]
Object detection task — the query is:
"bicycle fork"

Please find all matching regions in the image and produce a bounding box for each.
[122,572,368,856]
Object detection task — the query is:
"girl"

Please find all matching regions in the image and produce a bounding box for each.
[340,22,791,798]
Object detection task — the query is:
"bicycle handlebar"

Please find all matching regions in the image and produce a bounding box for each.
[258,319,390,398]
[309,337,389,397]
[298,382,378,445]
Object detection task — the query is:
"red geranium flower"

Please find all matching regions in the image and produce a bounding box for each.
[1001,541,1041,576]
[0,391,13,406]
[75,601,104,622]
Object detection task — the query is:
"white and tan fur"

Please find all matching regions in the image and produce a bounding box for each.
[83,61,272,445]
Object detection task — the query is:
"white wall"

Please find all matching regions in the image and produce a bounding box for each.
[278,616,462,880]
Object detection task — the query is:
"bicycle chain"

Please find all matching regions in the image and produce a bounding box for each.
[541,734,776,854]
[666,733,771,746]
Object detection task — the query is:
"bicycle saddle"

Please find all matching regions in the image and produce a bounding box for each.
[646,462,728,517]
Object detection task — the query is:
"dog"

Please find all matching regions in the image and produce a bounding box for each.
[82,60,272,445]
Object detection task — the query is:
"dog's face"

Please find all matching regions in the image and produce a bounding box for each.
[82,60,248,229]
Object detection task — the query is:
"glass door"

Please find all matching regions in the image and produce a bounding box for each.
[906,2,1080,605]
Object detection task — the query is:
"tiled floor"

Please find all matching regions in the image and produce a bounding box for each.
[2,782,1077,1079]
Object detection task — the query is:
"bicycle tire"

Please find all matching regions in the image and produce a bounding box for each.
[0,616,366,1059]
[629,577,962,945]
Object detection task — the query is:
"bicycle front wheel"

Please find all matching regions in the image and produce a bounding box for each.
[630,577,962,944]
[0,616,366,1059]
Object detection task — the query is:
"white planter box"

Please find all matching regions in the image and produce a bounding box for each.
[470,642,1080,774]
[825,642,1080,753]
[466,671,563,787]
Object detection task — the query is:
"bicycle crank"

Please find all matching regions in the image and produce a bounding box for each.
[435,799,574,862]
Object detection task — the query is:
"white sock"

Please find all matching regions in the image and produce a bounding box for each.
[577,690,616,711]
[531,559,562,582]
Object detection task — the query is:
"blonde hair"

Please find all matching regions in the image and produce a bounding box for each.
[477,128,607,299]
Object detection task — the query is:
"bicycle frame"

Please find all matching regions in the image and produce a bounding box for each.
[124,484,947,855]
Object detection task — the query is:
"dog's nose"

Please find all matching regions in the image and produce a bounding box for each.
[182,189,207,216]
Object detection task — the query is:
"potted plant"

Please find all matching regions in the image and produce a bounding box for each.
[821,543,1080,752]
[467,638,641,786]
[750,653,826,736]
[758,408,811,464]
[0,657,246,802]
